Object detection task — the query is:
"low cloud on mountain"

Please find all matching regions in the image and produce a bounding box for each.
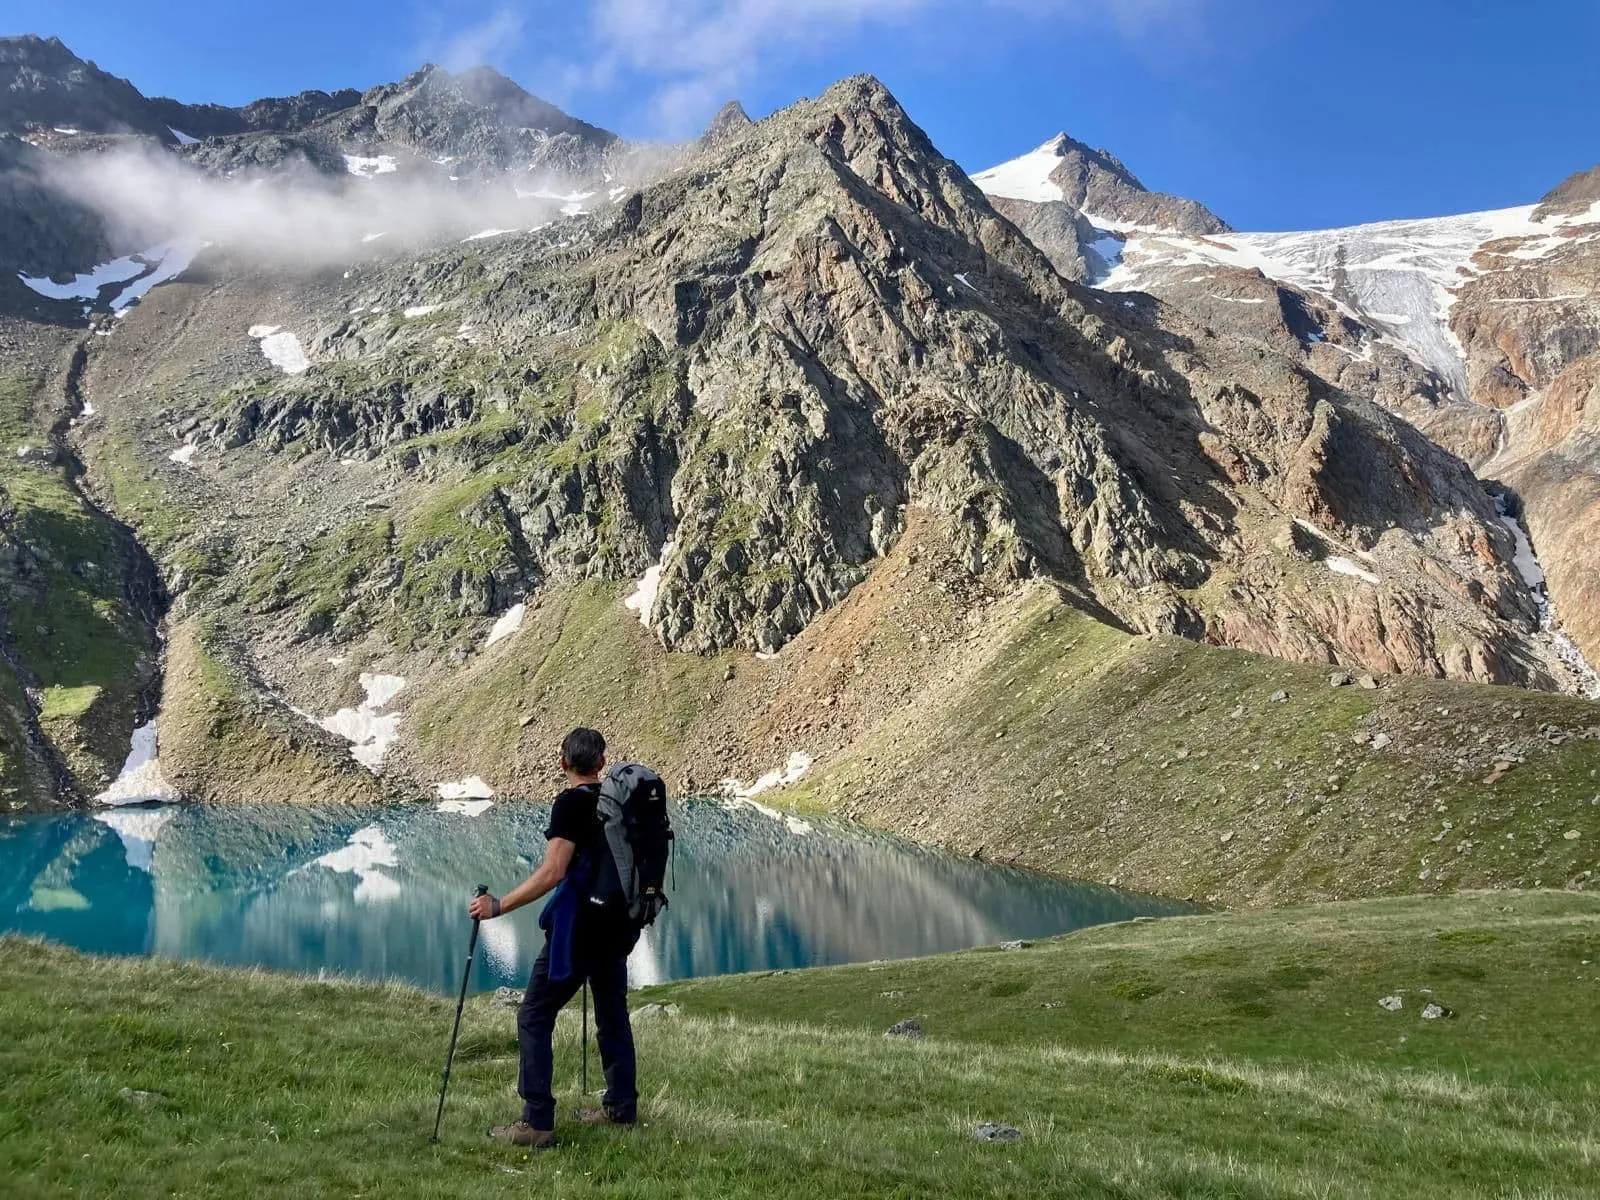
[34,146,579,268]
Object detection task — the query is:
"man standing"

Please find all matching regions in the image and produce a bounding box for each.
[469,728,639,1149]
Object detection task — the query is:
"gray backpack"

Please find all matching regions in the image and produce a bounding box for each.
[590,763,673,926]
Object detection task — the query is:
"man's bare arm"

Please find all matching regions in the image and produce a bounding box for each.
[469,838,577,920]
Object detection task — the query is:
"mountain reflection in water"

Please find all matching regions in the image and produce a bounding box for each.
[1,800,1191,993]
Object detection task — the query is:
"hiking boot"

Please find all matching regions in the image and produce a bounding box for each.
[577,1107,636,1128]
[488,1121,557,1149]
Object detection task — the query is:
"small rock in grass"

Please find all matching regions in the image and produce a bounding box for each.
[1565,830,1581,841]
[1378,994,1403,1012]
[492,986,522,1008]
[1220,831,1236,845]
[879,990,905,999]
[1358,674,1380,690]
[1421,1003,1455,1020]
[633,1003,681,1020]
[1330,672,1353,688]
[973,1122,1024,1144]
[1269,690,1289,703]
[119,1088,166,1106]
[1000,940,1032,951]
[1370,733,1393,751]
[886,1019,923,1039]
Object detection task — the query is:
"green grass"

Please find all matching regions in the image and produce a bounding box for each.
[810,589,1600,906]
[409,581,728,776]
[3,892,1597,1198]
[0,375,153,792]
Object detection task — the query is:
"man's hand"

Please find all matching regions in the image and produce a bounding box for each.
[469,893,499,921]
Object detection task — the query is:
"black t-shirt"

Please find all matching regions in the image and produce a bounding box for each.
[545,783,602,847]
[546,783,636,953]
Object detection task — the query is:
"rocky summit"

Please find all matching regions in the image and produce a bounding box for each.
[1,35,1597,905]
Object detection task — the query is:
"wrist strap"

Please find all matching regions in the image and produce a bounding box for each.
[491,897,502,918]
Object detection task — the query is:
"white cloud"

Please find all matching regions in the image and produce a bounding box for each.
[578,0,1206,135]
[436,5,529,73]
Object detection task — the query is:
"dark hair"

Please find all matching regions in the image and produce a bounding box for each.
[561,727,606,775]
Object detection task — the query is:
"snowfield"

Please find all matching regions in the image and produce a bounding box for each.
[318,674,406,771]
[249,325,310,375]
[1096,204,1600,398]
[94,720,179,806]
[344,154,398,178]
[625,541,675,627]
[973,139,1600,400]
[18,239,205,313]
[970,137,1069,203]
[484,603,525,648]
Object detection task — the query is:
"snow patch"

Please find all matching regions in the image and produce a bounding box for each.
[403,304,440,319]
[110,240,205,312]
[18,240,203,312]
[970,137,1068,203]
[1496,495,1600,699]
[723,751,813,804]
[1325,556,1380,586]
[624,541,674,627]
[168,443,197,466]
[95,720,179,806]
[311,825,402,903]
[169,127,199,146]
[344,155,398,178]
[1086,233,1124,282]
[319,673,406,771]
[361,231,388,243]
[17,257,145,302]
[438,776,495,801]
[93,807,176,873]
[954,272,979,294]
[1497,504,1545,591]
[249,325,310,375]
[484,603,525,648]
[516,185,595,217]
[463,228,516,242]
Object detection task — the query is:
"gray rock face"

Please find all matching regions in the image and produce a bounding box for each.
[0,35,171,139]
[973,1122,1023,1143]
[149,88,365,141]
[1533,163,1600,221]
[1036,133,1228,236]
[88,73,1549,686]
[0,135,111,284]
[703,101,755,147]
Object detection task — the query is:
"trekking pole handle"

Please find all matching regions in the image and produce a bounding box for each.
[473,883,489,900]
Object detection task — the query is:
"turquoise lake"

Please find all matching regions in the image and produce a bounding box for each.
[1,800,1190,993]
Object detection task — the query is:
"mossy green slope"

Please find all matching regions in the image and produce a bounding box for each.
[0,374,158,807]
[2,892,1596,1198]
[807,587,1600,906]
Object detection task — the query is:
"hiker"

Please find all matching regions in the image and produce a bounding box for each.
[468,727,670,1149]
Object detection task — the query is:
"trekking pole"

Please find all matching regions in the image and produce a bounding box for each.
[581,981,590,1094]
[431,883,488,1143]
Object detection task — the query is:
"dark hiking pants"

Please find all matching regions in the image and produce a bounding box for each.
[518,927,639,1130]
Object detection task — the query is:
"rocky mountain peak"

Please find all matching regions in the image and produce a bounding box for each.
[974,127,1227,238]
[363,62,615,149]
[1533,162,1600,220]
[704,99,754,145]
[0,33,169,139]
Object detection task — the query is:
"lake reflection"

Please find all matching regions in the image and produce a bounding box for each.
[1,800,1190,994]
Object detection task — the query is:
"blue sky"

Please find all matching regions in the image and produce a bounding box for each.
[7,0,1597,231]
